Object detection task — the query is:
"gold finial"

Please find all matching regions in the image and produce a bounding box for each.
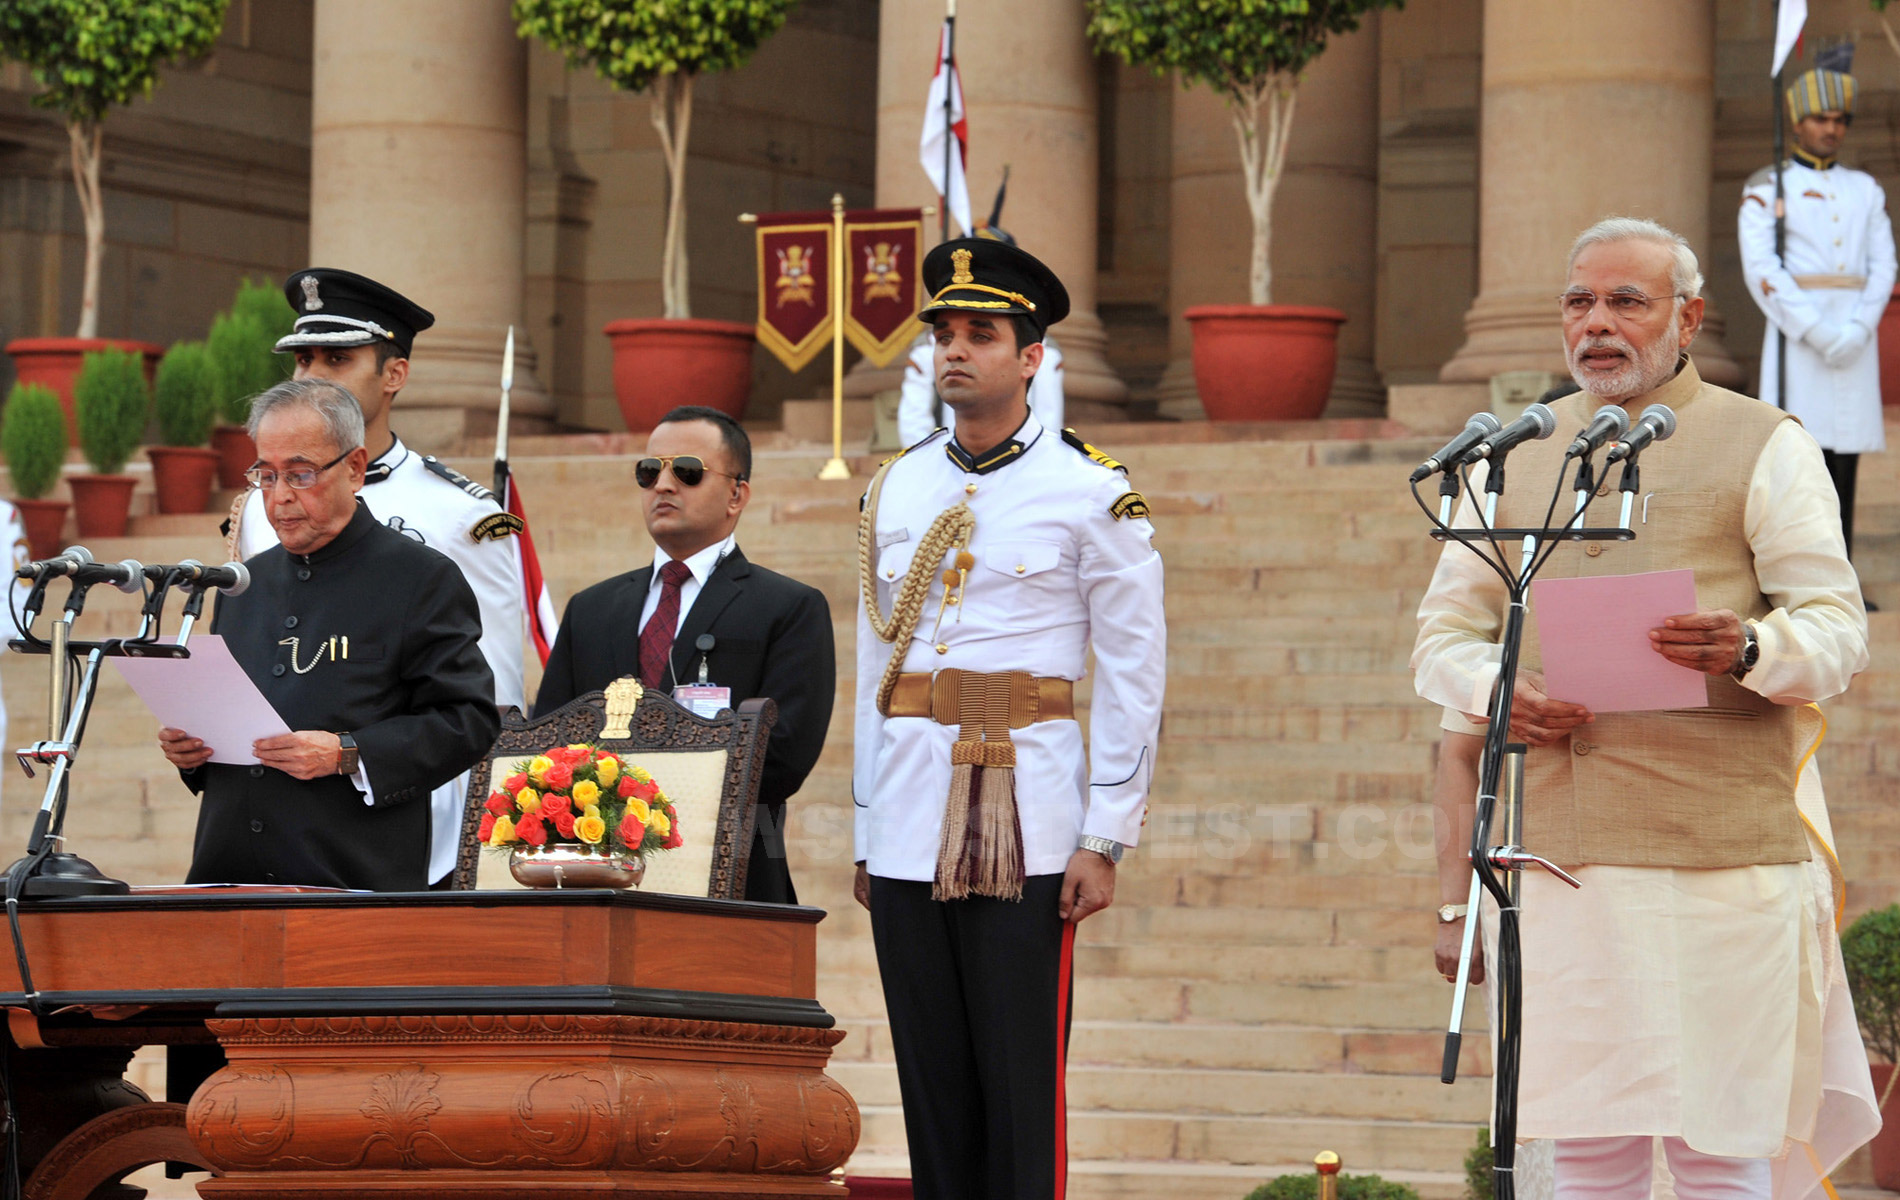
[951,248,974,285]
[1315,1151,1341,1200]
[602,676,644,739]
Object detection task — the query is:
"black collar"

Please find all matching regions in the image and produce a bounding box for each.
[1791,147,1836,171]
[946,413,1040,475]
[296,499,378,565]
[364,434,406,485]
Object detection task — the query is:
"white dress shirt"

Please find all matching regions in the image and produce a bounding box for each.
[638,532,737,639]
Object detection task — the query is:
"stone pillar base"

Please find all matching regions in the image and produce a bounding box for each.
[1054,310,1130,408]
[398,326,556,454]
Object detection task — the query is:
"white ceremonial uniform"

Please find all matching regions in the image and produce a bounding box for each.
[1740,155,1897,450]
[896,333,1065,447]
[1414,425,1875,1197]
[852,417,1165,877]
[238,435,525,883]
[0,503,27,767]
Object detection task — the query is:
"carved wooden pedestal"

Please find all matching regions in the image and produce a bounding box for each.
[188,1014,857,1197]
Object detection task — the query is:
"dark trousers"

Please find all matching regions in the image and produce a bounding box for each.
[1823,449,1859,558]
[868,874,1075,1200]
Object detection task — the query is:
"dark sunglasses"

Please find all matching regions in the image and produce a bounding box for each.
[635,455,744,489]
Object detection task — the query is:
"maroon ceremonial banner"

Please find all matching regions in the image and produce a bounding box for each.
[754,211,834,372]
[844,209,925,368]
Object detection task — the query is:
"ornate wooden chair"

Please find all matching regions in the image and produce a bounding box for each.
[452,677,778,898]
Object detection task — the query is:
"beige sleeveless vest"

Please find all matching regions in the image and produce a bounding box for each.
[1491,358,1809,869]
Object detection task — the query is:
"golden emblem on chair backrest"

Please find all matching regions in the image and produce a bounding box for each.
[602,676,644,739]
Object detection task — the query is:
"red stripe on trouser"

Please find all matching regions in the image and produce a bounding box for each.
[1054,921,1076,1200]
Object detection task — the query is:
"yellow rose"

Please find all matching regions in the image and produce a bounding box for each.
[624,797,650,826]
[515,787,541,815]
[583,803,600,820]
[647,810,671,838]
[595,757,619,787]
[629,766,652,784]
[527,755,554,783]
[574,814,606,844]
[489,814,517,845]
[566,743,591,753]
[572,780,600,807]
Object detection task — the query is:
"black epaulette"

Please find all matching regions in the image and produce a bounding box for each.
[423,456,500,506]
[1061,428,1128,475]
[862,428,947,511]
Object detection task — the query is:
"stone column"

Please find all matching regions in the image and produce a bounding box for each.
[1156,19,1384,418]
[1438,0,1741,386]
[310,0,551,451]
[869,0,1126,415]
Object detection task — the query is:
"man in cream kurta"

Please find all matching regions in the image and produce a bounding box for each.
[1414,218,1875,1200]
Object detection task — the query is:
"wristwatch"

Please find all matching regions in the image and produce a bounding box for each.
[1437,903,1468,924]
[1079,835,1123,865]
[1732,622,1760,680]
[336,732,359,776]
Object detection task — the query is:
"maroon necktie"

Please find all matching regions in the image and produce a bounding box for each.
[639,559,693,688]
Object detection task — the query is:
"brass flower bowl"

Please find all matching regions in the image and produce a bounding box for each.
[508,843,645,889]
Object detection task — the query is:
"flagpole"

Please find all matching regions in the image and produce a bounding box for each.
[494,325,515,497]
[942,0,956,243]
[818,193,852,481]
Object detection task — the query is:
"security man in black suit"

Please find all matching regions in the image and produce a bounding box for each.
[534,405,835,904]
[159,378,499,891]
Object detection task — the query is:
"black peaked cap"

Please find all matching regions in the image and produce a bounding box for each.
[918,238,1069,338]
[278,268,436,358]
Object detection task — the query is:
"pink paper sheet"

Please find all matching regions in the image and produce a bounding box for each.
[1530,568,1710,713]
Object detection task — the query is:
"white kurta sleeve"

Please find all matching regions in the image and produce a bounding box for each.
[1740,182,1828,341]
[1411,482,1509,719]
[1853,181,1897,333]
[1076,472,1165,847]
[1740,421,1870,704]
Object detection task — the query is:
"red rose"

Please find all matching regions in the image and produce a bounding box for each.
[631,779,658,802]
[596,750,615,763]
[617,812,645,849]
[616,776,639,798]
[516,812,547,847]
[553,811,577,839]
[478,813,496,842]
[543,762,574,790]
[663,825,682,850]
[540,791,571,817]
[504,772,528,794]
[485,790,513,816]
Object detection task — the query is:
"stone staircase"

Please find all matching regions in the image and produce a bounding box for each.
[9,415,1900,1200]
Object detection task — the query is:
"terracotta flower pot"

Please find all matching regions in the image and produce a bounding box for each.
[5,337,164,442]
[1869,1063,1900,1189]
[210,425,257,490]
[1184,304,1348,421]
[67,474,137,539]
[603,318,756,432]
[12,498,69,561]
[146,445,220,515]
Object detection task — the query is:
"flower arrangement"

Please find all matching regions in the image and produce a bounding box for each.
[478,743,682,857]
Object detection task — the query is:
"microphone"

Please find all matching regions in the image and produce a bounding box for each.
[1565,404,1631,458]
[70,558,145,593]
[1605,403,1678,463]
[1410,412,1503,483]
[1458,403,1557,465]
[174,559,251,595]
[16,546,94,581]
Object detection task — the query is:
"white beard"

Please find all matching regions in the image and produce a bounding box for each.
[1568,313,1682,401]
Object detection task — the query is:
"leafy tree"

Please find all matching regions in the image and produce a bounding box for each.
[1089,0,1402,305]
[154,340,218,447]
[1843,904,1900,1111]
[71,347,150,476]
[1,383,68,500]
[513,0,798,319]
[0,0,230,338]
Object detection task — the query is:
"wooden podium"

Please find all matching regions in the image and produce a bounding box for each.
[1,888,857,1198]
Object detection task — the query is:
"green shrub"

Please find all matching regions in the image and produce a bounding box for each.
[1465,1127,1495,1200]
[72,346,149,475]
[1843,905,1900,1114]
[229,277,295,361]
[1244,1172,1422,1200]
[205,310,273,427]
[153,340,218,447]
[2,382,68,499]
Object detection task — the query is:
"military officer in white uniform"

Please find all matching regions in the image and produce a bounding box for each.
[1740,61,1897,560]
[231,269,525,886]
[853,238,1165,1200]
[895,222,1064,444]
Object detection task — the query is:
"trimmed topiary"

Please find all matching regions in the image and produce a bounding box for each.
[153,340,218,447]
[2,382,68,499]
[72,345,150,475]
[1244,1172,1423,1200]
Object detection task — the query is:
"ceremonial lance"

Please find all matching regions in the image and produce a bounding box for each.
[494,326,514,498]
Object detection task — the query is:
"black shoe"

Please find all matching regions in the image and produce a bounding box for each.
[1867,599,1881,613]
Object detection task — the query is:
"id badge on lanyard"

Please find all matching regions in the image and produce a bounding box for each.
[673,633,731,717]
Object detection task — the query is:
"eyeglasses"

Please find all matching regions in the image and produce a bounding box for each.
[245,449,352,491]
[635,455,744,489]
[1558,289,1689,320]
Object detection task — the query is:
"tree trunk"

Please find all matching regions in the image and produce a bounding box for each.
[651,73,696,320]
[68,120,104,339]
[1230,73,1300,307]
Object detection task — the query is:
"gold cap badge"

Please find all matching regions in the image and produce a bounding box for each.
[950,248,974,285]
